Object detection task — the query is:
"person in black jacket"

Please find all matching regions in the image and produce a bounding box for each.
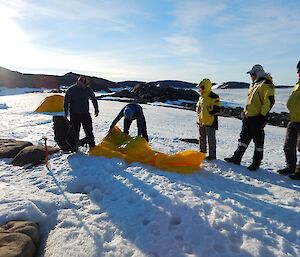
[109,103,148,141]
[64,76,99,149]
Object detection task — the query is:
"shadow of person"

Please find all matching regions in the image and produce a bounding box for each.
[64,155,254,257]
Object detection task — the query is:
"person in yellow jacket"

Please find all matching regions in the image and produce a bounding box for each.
[225,64,275,170]
[196,78,221,160]
[278,61,300,179]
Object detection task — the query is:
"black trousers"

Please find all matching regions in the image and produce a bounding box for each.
[239,116,266,151]
[124,118,149,141]
[284,122,300,169]
[70,112,95,147]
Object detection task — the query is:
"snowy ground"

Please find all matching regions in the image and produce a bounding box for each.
[0,92,299,257]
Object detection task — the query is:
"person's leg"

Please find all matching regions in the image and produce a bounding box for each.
[141,128,149,141]
[123,118,133,134]
[279,122,299,175]
[225,117,252,164]
[284,122,298,169]
[82,113,95,148]
[70,113,81,143]
[199,126,207,153]
[206,127,216,159]
[248,120,265,170]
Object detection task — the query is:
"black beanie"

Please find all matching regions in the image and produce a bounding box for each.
[297,61,300,69]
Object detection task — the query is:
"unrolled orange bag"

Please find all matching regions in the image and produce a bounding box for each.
[89,127,205,173]
[35,94,64,112]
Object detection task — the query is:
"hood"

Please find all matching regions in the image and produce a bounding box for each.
[197,78,212,95]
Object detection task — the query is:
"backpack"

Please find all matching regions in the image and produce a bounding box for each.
[53,116,78,152]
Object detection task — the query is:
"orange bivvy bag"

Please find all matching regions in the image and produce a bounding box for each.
[89,127,205,173]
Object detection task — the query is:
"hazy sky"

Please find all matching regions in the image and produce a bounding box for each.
[0,0,299,84]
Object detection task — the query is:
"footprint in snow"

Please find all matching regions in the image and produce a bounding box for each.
[169,214,181,231]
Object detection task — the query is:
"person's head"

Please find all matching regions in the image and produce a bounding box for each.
[123,106,135,120]
[297,60,300,78]
[247,64,267,82]
[77,76,90,88]
[197,78,212,95]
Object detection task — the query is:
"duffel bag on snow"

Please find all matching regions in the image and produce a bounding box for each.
[53,116,78,152]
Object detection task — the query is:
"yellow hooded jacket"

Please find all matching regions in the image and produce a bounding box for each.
[244,77,275,117]
[287,80,300,122]
[196,79,221,128]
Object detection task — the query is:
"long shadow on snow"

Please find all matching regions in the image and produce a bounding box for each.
[178,161,300,256]
[66,156,253,257]
[219,159,300,191]
[37,165,96,256]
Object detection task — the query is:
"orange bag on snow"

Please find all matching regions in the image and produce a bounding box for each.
[89,127,205,173]
[35,94,64,113]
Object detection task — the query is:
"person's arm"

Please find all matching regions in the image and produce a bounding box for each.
[260,84,275,116]
[110,108,125,129]
[209,97,222,115]
[64,90,71,116]
[89,88,99,116]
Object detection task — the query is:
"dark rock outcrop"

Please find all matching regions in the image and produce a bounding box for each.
[107,83,199,105]
[116,80,196,89]
[219,107,289,127]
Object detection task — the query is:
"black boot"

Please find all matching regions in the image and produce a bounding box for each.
[289,166,300,180]
[289,172,300,180]
[248,150,263,171]
[277,166,295,175]
[224,146,247,165]
[79,137,88,147]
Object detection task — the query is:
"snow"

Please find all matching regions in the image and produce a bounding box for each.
[0,91,299,257]
[0,86,43,96]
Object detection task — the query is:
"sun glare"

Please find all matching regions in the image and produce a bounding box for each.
[0,5,32,67]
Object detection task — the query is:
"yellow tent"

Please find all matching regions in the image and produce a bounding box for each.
[35,94,64,113]
[89,127,205,173]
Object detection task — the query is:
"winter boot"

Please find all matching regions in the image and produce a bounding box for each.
[248,150,263,171]
[289,172,300,180]
[79,137,88,147]
[224,146,246,165]
[277,166,295,175]
[289,166,300,180]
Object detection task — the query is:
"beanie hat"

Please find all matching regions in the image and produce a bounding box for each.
[297,61,300,69]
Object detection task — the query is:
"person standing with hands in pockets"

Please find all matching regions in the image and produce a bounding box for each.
[196,78,221,160]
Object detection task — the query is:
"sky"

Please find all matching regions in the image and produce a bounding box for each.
[0,0,300,85]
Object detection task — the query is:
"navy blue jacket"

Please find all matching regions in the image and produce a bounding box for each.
[64,84,98,116]
[110,103,148,139]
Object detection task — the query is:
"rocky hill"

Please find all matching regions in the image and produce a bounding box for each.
[0,67,117,92]
[117,80,196,89]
